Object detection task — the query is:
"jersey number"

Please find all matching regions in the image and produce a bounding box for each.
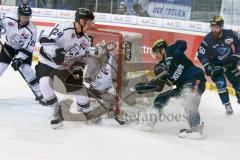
[51,28,63,38]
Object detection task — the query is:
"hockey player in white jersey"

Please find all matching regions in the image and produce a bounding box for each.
[0,5,43,102]
[35,8,99,128]
[85,41,119,117]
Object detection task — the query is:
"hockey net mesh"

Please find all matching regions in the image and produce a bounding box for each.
[87,28,124,113]
[87,28,153,118]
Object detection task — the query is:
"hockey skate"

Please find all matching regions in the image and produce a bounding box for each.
[178,122,204,139]
[50,105,64,129]
[225,104,233,115]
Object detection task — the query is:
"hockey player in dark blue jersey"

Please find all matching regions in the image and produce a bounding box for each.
[197,16,240,115]
[136,39,205,139]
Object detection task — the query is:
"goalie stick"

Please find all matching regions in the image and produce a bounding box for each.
[82,83,126,125]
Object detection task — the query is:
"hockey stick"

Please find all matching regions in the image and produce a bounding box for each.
[134,83,160,94]
[0,41,42,101]
[134,70,172,93]
[82,83,125,125]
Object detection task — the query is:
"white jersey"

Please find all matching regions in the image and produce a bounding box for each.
[90,53,117,92]
[0,14,37,60]
[39,21,94,69]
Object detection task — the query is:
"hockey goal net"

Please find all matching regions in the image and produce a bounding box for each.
[87,28,153,115]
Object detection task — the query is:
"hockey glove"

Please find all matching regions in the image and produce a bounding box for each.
[205,64,224,78]
[53,48,65,65]
[64,67,83,86]
[204,64,213,76]
[135,82,160,94]
[11,58,24,71]
[211,66,224,78]
[229,54,240,66]
[154,62,166,76]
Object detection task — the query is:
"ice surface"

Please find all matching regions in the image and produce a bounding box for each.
[0,67,240,160]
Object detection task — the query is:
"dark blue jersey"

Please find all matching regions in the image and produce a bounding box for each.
[197,29,240,67]
[164,40,205,87]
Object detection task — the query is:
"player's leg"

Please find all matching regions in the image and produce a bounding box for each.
[74,88,91,114]
[225,66,240,104]
[233,83,240,104]
[0,44,16,77]
[0,62,9,76]
[212,74,233,115]
[19,62,42,100]
[178,76,205,139]
[36,62,62,128]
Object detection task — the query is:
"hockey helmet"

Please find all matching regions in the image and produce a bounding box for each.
[152,39,168,53]
[210,16,224,27]
[75,8,94,22]
[18,5,32,16]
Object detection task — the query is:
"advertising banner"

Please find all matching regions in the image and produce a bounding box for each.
[147,0,192,20]
[220,0,240,25]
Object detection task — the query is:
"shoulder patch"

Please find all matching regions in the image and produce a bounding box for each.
[7,21,14,27]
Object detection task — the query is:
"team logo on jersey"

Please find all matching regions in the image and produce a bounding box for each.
[21,31,29,39]
[81,40,88,49]
[225,38,233,44]
[217,47,230,55]
[9,33,25,49]
[7,21,14,27]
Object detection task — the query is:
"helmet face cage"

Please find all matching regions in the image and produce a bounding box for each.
[152,39,168,54]
[75,8,94,23]
[210,16,224,27]
[18,5,32,16]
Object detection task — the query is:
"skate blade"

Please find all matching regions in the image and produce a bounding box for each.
[178,131,203,139]
[225,111,234,116]
[51,122,63,129]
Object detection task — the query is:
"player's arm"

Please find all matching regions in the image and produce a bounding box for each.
[232,30,240,53]
[39,24,65,65]
[0,14,7,31]
[228,30,240,65]
[197,41,215,76]
[197,40,224,78]
[11,27,37,71]
[197,41,209,66]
